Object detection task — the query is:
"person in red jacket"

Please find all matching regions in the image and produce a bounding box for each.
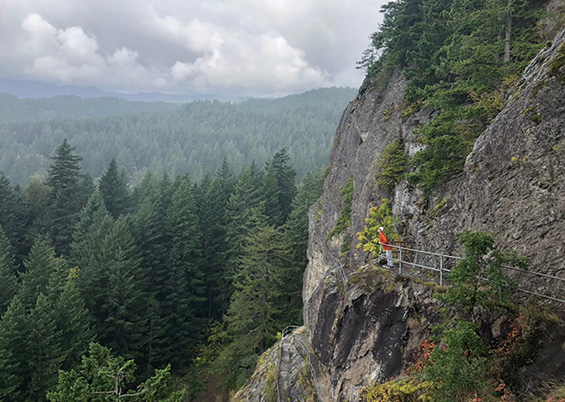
[378,226,394,268]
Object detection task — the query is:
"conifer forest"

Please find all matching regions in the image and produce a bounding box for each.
[0,136,325,400]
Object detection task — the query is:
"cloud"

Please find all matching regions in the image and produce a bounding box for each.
[0,0,384,96]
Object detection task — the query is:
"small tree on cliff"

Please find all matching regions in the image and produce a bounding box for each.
[356,198,401,257]
[438,231,526,321]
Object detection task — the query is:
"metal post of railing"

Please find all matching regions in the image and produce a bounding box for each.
[439,255,443,286]
[398,246,402,275]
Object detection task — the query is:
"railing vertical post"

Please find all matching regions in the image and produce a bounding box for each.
[439,255,443,286]
[398,246,402,275]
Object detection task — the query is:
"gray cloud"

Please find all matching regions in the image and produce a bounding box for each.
[0,0,384,96]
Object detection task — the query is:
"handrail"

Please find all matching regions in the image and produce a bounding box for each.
[376,242,565,304]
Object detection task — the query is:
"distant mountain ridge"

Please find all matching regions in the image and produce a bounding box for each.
[0,78,247,102]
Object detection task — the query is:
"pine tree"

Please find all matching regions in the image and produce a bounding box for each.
[99,159,131,219]
[47,139,85,256]
[0,225,18,313]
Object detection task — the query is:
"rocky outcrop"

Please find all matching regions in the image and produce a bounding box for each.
[301,27,565,401]
[236,21,565,402]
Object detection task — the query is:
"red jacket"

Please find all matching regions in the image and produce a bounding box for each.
[379,232,392,251]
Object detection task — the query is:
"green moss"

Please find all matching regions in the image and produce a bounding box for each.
[530,112,542,124]
[549,43,565,82]
[429,197,449,217]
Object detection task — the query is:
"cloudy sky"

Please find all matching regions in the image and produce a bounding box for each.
[0,0,385,97]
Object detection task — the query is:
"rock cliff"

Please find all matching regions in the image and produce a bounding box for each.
[235,19,565,402]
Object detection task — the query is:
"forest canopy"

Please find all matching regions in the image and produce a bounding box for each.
[0,87,356,185]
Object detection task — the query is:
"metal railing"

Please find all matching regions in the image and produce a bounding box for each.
[377,242,565,304]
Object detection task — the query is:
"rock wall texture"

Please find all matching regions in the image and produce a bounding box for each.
[301,26,565,401]
[236,18,565,402]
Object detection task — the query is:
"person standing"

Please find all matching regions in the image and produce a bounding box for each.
[378,226,394,268]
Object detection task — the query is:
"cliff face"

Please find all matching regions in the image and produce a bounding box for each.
[235,23,565,402]
[302,27,565,400]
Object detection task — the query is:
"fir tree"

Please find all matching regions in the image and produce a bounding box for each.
[98,217,150,365]
[270,149,296,225]
[0,295,27,400]
[54,269,95,370]
[47,139,85,256]
[275,170,324,325]
[70,192,114,318]
[0,225,18,313]
[19,236,64,310]
[26,293,64,401]
[99,159,131,219]
[196,171,232,320]
[225,224,287,354]
[164,175,206,366]
[262,163,282,226]
[225,167,267,307]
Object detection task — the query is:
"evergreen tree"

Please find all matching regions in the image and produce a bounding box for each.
[0,173,29,262]
[133,175,173,305]
[275,170,325,325]
[0,225,18,313]
[19,236,64,310]
[164,175,206,366]
[196,170,232,320]
[70,192,114,318]
[46,139,85,256]
[0,295,27,400]
[26,293,64,401]
[262,163,282,226]
[0,174,19,250]
[99,159,131,219]
[54,269,95,370]
[223,224,288,384]
[47,343,185,402]
[225,167,267,306]
[98,217,150,365]
[270,149,296,225]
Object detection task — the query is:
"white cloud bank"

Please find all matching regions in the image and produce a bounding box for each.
[0,0,384,96]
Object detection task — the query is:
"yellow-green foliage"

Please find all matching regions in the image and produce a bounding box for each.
[360,378,432,402]
[264,361,278,402]
[357,198,401,257]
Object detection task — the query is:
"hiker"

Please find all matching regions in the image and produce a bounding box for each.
[378,226,394,268]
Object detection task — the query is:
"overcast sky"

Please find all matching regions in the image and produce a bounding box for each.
[0,0,385,97]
